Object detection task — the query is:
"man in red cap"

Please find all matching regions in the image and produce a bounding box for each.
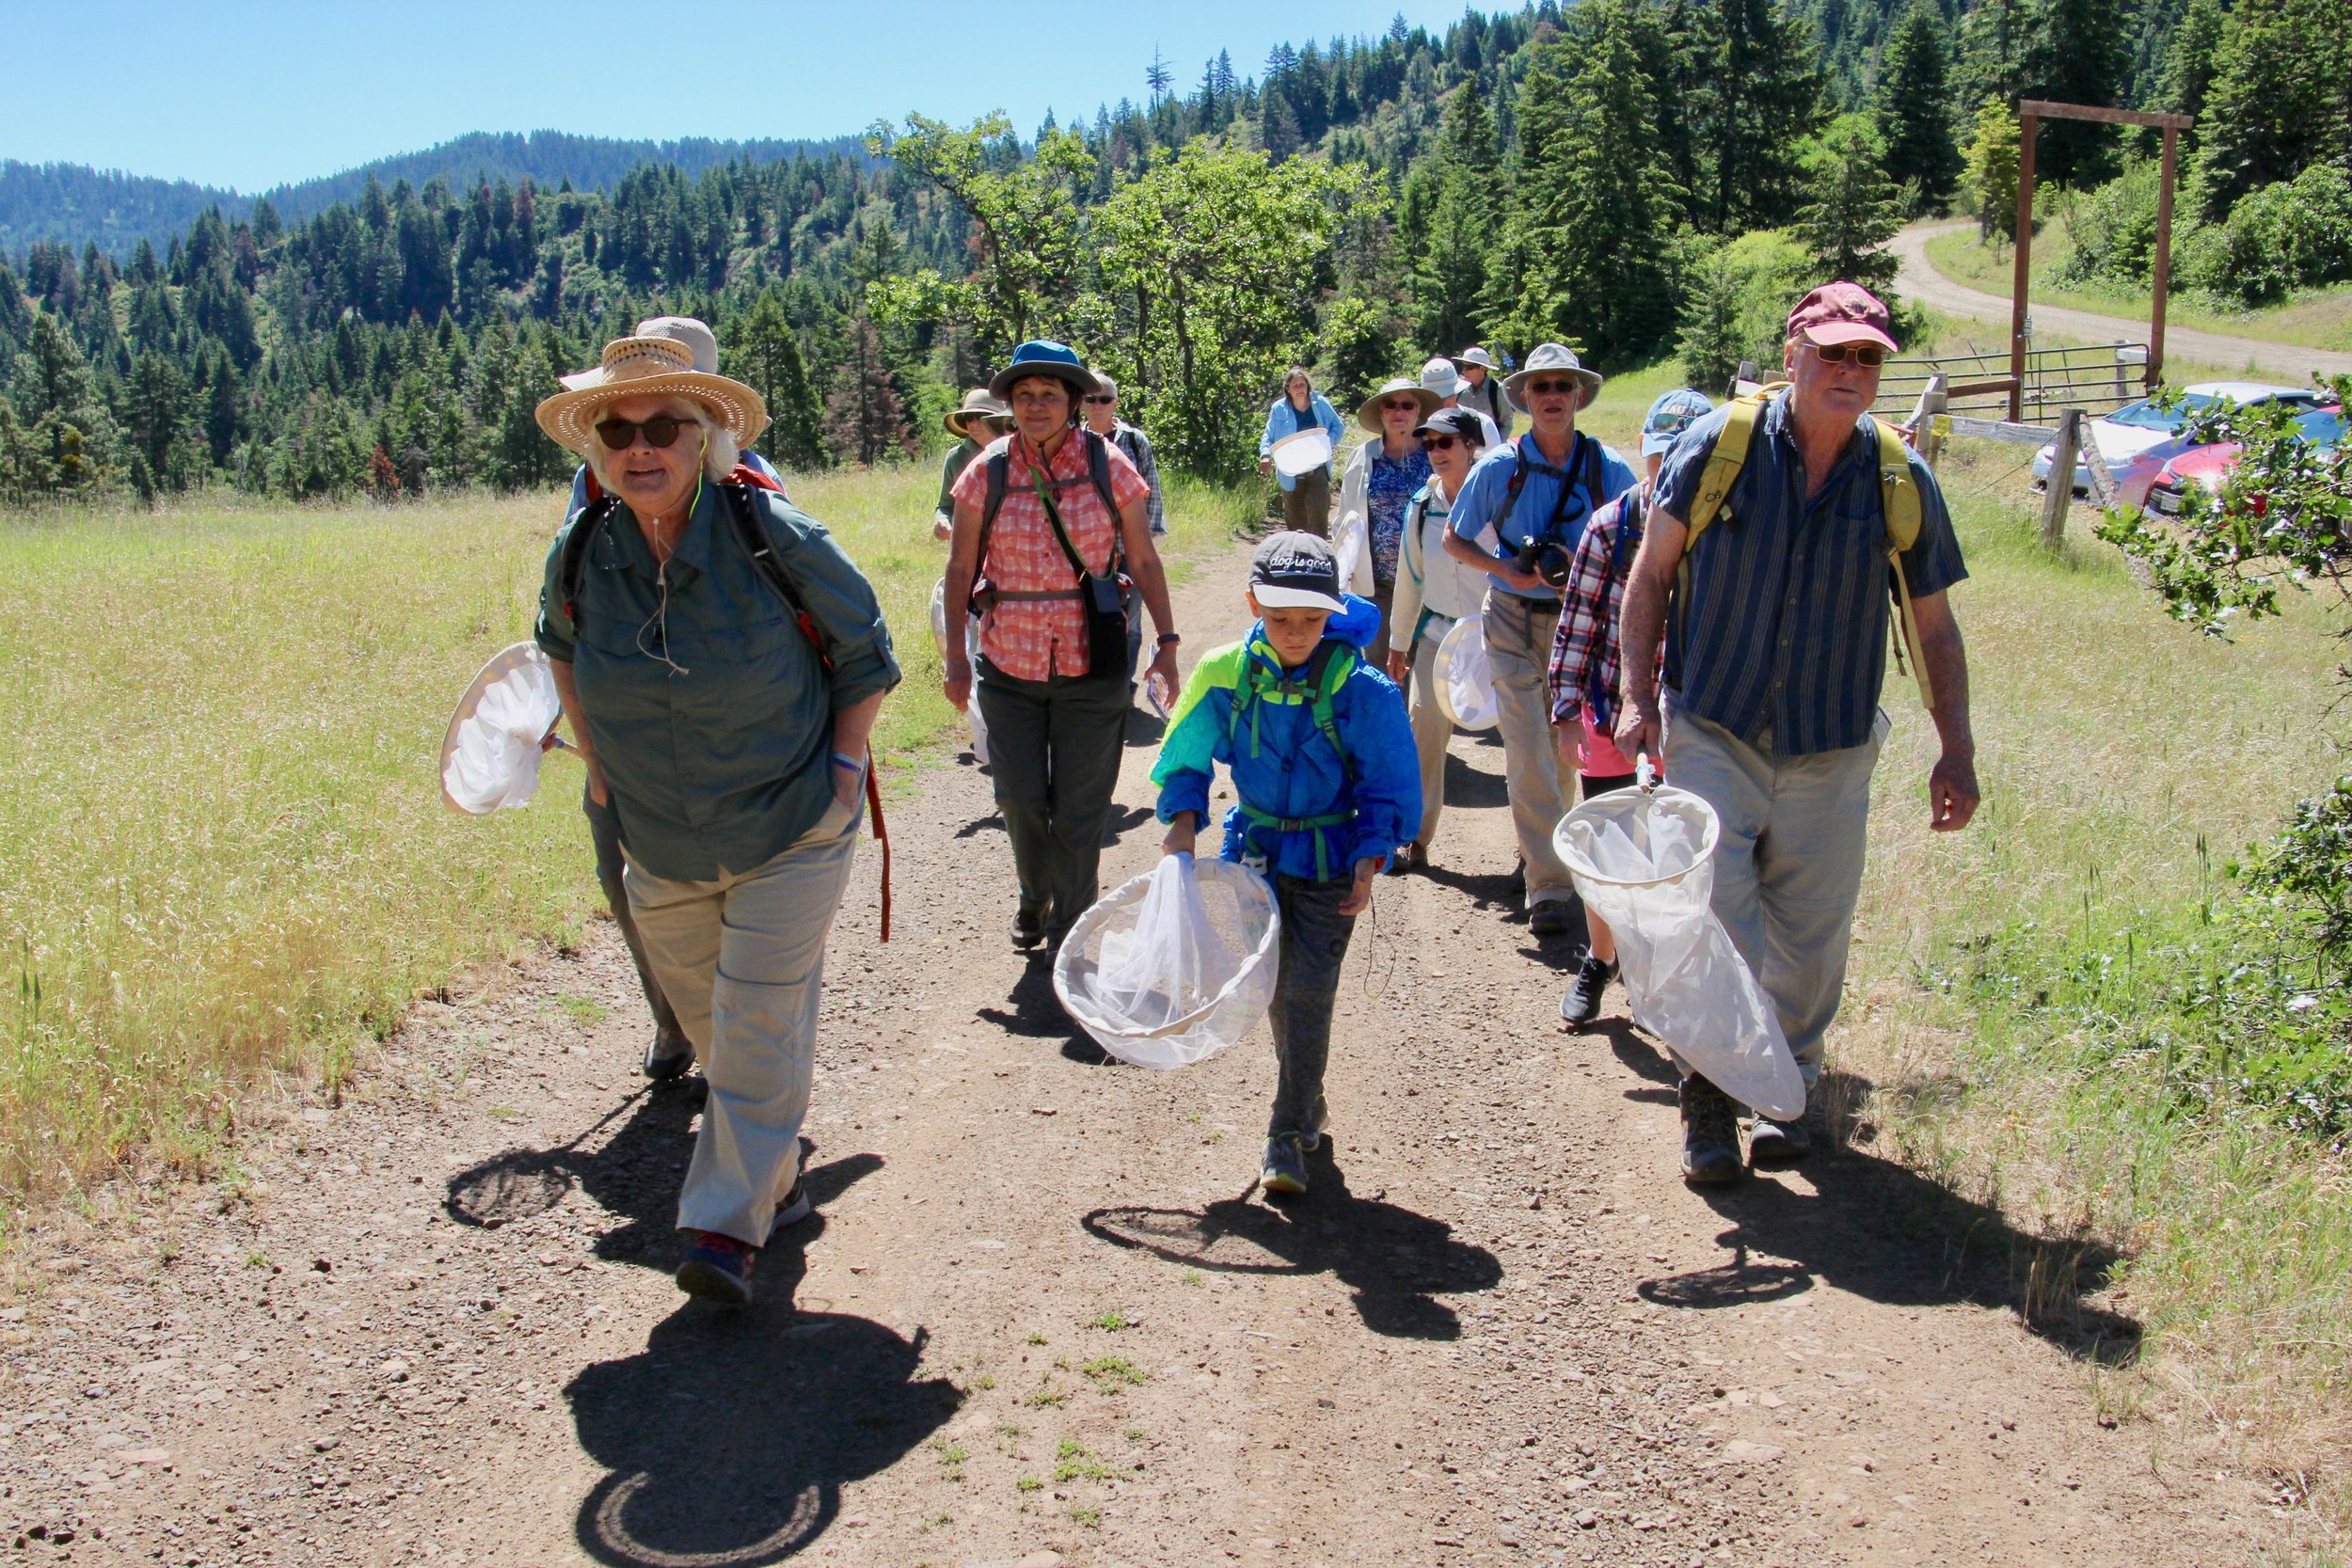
[1614,282,1980,1184]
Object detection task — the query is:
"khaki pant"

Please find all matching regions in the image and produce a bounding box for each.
[1403,619,1454,847]
[622,798,861,1246]
[1661,695,1885,1085]
[1481,591,1574,907]
[1282,468,1332,536]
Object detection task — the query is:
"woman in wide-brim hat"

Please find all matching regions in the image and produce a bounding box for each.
[939,340,1184,953]
[532,332,903,1307]
[1335,376,1439,649]
[936,388,1011,540]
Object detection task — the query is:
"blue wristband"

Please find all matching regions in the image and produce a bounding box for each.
[831,751,866,774]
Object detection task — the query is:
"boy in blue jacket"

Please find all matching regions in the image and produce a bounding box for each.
[1153,532,1421,1196]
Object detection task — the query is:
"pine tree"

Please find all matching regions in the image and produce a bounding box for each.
[1490,4,1687,363]
[1875,3,1963,213]
[1261,89,1305,162]
[2022,0,2135,185]
[1795,115,1906,293]
[725,289,827,471]
[1695,0,1828,232]
[2192,0,2352,220]
[1963,97,2024,242]
[2157,0,2229,128]
[823,316,915,467]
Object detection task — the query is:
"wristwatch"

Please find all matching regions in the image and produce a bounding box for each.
[1157,633,1182,647]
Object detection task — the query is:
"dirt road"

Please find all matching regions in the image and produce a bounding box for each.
[0,540,2271,1566]
[1893,221,2352,382]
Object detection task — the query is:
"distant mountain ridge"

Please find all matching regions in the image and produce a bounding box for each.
[1,129,876,257]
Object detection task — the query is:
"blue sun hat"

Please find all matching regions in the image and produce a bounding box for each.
[1642,389,1716,457]
[988,340,1097,402]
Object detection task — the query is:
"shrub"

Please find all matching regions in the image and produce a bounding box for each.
[2052,160,2167,291]
[2181,162,2352,307]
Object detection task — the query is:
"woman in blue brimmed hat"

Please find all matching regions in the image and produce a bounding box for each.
[938,340,1184,952]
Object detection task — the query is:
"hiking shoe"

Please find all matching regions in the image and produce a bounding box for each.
[643,1033,693,1082]
[1302,1094,1331,1152]
[1260,1132,1310,1197]
[1748,1112,1815,1164]
[1560,953,1618,1027]
[1385,842,1427,876]
[1010,907,1045,950]
[1678,1076,1745,1185]
[1529,899,1576,939]
[771,1180,812,1228]
[675,1230,759,1305]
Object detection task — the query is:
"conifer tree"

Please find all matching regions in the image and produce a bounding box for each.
[1695,0,1828,232]
[1875,3,1963,213]
[725,289,828,471]
[823,316,915,467]
[1963,98,2024,242]
[2022,0,2134,185]
[1794,115,1906,293]
[2191,0,2352,220]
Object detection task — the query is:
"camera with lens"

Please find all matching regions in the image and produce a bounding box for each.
[1513,538,1576,588]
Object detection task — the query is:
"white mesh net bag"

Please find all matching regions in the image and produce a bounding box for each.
[440,643,563,815]
[1054,853,1282,1069]
[930,576,991,765]
[1434,612,1500,730]
[1552,777,1804,1120]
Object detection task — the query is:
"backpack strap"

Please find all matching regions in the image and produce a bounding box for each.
[1227,640,1361,880]
[559,495,623,626]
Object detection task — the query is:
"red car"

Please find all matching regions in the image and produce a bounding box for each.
[2144,404,2345,515]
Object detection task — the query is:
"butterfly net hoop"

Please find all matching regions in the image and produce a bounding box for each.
[1054,855,1282,1069]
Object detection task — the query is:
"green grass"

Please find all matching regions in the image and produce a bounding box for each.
[0,464,1253,1208]
[1922,223,2352,355]
[1839,474,2352,1547]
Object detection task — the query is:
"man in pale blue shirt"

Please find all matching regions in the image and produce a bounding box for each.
[1441,342,1637,940]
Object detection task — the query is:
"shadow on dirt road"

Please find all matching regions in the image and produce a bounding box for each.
[1083,1153,1502,1338]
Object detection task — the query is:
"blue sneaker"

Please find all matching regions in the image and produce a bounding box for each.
[1261,1132,1310,1197]
[675,1230,759,1304]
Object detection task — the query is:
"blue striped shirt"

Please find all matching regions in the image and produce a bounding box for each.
[1654,392,1966,756]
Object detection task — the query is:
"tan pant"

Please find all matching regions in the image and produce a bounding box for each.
[1480,591,1574,907]
[1661,695,1885,1084]
[1404,619,1455,847]
[622,797,861,1246]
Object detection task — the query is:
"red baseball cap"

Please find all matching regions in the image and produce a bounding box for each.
[1787,282,1899,354]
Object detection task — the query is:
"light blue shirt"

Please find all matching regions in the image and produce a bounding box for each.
[1258,394,1346,492]
[1446,432,1639,599]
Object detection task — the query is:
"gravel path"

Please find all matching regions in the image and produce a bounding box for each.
[0,539,2272,1566]
[1893,222,2352,383]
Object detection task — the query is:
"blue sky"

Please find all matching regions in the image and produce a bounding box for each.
[0,0,1479,192]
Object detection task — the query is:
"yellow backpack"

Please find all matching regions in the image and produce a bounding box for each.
[1680,382,1933,708]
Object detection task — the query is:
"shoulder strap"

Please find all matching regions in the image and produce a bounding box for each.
[719,483,827,665]
[1685,385,1781,546]
[559,496,622,624]
[1084,427,1120,520]
[974,451,1010,578]
[1871,419,1921,551]
[1305,641,1357,784]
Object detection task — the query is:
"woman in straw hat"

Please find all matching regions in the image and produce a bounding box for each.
[533,332,902,1306]
[1333,375,1438,650]
[934,388,1011,540]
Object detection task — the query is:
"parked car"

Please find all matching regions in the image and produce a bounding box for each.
[2032,382,2328,504]
[2143,403,2345,515]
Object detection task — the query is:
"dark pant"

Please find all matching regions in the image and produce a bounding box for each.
[976,662,1133,940]
[1266,873,1359,1137]
[1369,578,1394,659]
[1282,469,1332,536]
[583,783,685,1047]
[1582,771,1637,799]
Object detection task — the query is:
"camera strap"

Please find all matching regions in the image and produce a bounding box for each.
[1494,431,1602,546]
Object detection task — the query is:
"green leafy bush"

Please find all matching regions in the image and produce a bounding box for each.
[2180,163,2352,307]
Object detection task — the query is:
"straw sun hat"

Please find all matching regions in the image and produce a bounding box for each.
[534,335,770,456]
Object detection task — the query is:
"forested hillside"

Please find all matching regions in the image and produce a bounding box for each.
[0,0,2344,505]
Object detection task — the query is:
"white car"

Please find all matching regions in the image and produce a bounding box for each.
[2033,382,2328,500]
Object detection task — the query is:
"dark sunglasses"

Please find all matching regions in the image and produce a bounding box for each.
[1524,377,1581,396]
[1419,434,1463,451]
[1083,395,1117,404]
[1382,398,1423,413]
[1810,341,1887,368]
[595,414,696,451]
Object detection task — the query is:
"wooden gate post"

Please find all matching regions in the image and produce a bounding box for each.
[2010,104,2038,423]
[2153,123,2178,389]
[1909,373,1950,470]
[2042,407,2080,547]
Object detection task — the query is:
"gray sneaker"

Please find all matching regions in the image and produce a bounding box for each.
[1748,1112,1815,1163]
[1678,1075,1745,1184]
[643,1033,693,1082]
[1260,1132,1310,1197]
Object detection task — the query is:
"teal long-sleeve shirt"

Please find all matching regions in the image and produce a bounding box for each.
[535,481,900,882]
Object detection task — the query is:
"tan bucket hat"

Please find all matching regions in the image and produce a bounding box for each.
[945,387,1011,439]
[1357,376,1441,434]
[535,335,769,456]
[1502,342,1603,404]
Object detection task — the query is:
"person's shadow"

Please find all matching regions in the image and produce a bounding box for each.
[1082,1151,1501,1338]
[1635,1069,2142,1365]
[564,1155,954,1568]
[1440,748,1510,810]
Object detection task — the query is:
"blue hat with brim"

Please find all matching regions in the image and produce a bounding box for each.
[1642,389,1716,457]
[989,340,1097,403]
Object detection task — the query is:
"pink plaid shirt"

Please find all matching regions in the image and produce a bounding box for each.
[953,428,1149,681]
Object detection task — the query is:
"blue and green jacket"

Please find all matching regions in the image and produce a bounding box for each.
[1151,595,1420,881]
